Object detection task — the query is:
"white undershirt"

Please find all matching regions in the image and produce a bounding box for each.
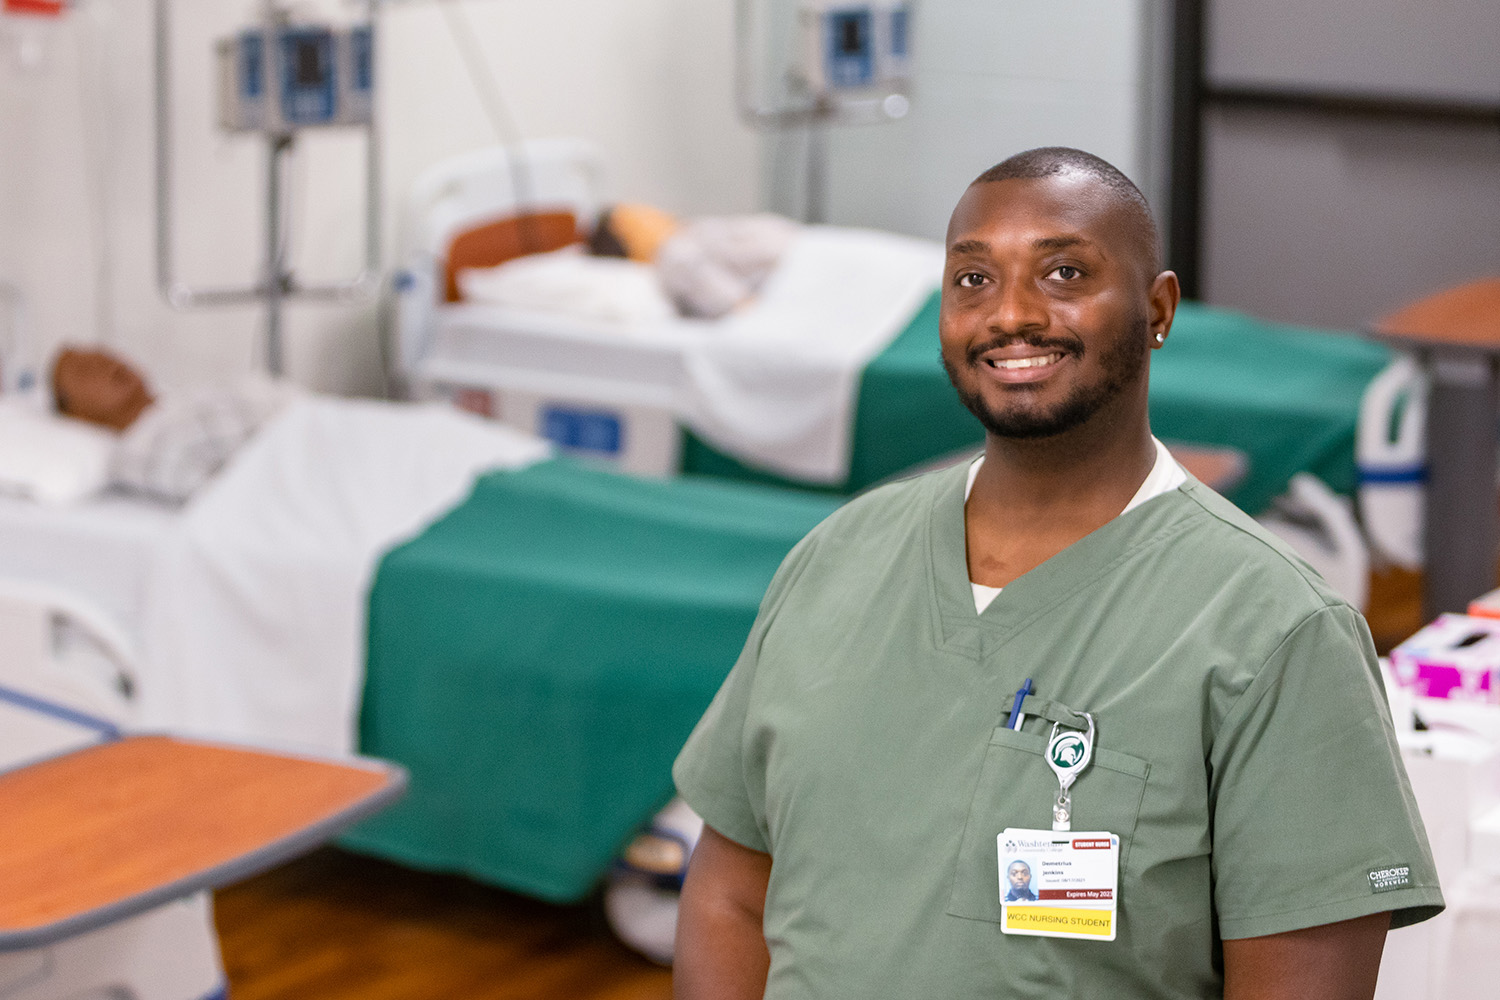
[966,437,1187,613]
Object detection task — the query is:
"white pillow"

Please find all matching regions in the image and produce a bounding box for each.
[0,398,116,504]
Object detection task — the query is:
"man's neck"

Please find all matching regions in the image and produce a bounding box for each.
[963,418,1157,589]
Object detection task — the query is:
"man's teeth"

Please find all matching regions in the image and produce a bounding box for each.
[989,353,1063,370]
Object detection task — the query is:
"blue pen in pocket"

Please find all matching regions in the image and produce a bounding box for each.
[1006,678,1032,730]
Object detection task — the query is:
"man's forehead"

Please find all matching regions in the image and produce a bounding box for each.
[945,173,1126,250]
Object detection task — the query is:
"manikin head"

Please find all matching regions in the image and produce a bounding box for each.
[52,346,155,432]
[939,147,1179,443]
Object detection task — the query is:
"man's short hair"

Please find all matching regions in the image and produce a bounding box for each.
[973,147,1161,277]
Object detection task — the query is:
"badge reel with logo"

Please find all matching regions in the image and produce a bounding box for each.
[1000,712,1121,942]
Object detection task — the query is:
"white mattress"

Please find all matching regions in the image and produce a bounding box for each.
[0,490,179,649]
[421,302,703,410]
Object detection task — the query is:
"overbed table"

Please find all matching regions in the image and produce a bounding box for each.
[0,734,406,950]
[1369,278,1500,619]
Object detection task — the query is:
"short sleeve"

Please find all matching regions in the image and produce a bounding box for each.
[673,533,818,854]
[1210,604,1444,938]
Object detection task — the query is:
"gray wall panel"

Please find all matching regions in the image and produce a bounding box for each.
[1206,0,1500,103]
[1201,107,1500,331]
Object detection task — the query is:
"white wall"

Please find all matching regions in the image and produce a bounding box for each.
[763,0,1162,242]
[0,0,761,395]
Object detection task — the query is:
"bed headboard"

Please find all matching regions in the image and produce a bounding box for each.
[442,211,580,303]
[394,139,606,375]
[401,139,606,302]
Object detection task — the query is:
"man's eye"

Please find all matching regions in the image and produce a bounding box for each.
[956,272,986,288]
[1050,265,1082,281]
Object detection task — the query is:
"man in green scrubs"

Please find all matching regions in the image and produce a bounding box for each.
[672,148,1442,999]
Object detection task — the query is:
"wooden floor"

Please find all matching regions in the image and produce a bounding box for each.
[213,568,1427,999]
[215,848,673,1000]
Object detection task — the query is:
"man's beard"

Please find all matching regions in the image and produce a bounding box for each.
[943,315,1149,440]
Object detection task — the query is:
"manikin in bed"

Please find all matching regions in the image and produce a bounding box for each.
[50,346,295,504]
[467,202,802,324]
[0,347,552,754]
[393,138,946,485]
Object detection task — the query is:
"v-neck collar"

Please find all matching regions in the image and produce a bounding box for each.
[924,460,1207,649]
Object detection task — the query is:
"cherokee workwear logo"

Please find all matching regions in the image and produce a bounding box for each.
[1049,734,1087,769]
[1367,865,1411,893]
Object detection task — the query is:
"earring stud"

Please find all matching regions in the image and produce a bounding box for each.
[1155,333,1165,343]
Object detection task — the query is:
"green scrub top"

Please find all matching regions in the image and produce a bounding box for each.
[675,463,1442,1000]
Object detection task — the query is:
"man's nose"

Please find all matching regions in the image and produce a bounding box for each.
[987,277,1049,335]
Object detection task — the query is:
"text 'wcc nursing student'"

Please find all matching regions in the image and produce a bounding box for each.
[671,147,1442,1000]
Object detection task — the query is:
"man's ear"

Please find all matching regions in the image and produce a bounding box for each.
[1148,271,1180,349]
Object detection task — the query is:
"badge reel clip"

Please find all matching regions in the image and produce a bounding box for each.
[1045,712,1095,832]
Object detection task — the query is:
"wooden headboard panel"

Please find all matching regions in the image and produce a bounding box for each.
[443,210,580,303]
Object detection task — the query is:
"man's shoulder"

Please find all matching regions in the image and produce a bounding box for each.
[1168,479,1352,615]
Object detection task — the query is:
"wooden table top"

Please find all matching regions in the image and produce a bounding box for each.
[0,734,404,950]
[1370,277,1500,350]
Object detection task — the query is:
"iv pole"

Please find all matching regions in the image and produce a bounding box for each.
[153,0,381,376]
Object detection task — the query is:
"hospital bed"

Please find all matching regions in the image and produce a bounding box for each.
[392,139,1395,515]
[0,396,552,754]
[0,399,839,906]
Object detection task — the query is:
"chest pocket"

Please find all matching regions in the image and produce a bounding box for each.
[946,717,1151,923]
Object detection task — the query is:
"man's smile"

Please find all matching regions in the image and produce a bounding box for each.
[972,342,1077,384]
[989,353,1062,370]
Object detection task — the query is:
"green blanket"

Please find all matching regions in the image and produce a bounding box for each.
[684,296,1392,515]
[347,460,840,902]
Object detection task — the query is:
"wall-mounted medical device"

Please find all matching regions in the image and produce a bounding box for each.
[797,0,910,98]
[217,23,373,132]
[157,1,380,377]
[738,0,913,129]
[736,0,914,222]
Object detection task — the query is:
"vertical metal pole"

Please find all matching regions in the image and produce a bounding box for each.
[265,134,290,377]
[363,4,381,285]
[1422,353,1500,618]
[154,0,175,304]
[805,120,827,224]
[263,0,286,377]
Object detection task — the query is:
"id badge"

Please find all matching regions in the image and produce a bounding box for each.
[999,828,1119,941]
